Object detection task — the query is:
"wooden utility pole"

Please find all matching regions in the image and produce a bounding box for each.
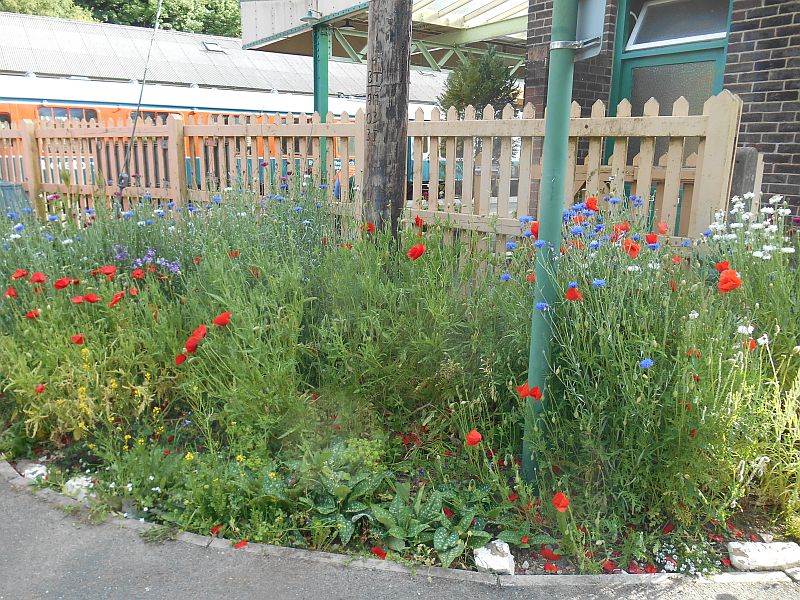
[363,0,412,236]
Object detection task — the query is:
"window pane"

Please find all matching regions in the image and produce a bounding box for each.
[632,0,728,46]
[52,108,68,121]
[0,112,11,125]
[38,107,52,120]
[85,109,98,122]
[69,109,84,121]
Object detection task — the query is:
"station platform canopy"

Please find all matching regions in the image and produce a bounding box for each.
[242,0,528,76]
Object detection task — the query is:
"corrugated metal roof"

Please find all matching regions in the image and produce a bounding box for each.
[0,12,447,103]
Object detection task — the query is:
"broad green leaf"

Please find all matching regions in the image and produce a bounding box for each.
[315,495,337,515]
[434,527,459,552]
[385,535,406,552]
[387,526,407,539]
[344,501,369,514]
[336,514,355,545]
[333,484,352,502]
[370,504,396,529]
[419,492,443,522]
[388,495,405,520]
[351,472,385,500]
[465,530,492,548]
[438,540,465,568]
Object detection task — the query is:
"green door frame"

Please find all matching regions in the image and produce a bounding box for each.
[609,0,734,116]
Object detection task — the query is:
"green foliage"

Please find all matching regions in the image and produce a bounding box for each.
[0,0,94,20]
[73,0,241,36]
[437,49,520,115]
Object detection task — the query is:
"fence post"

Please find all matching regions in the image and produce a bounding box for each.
[731,146,763,209]
[166,114,187,206]
[688,91,742,238]
[19,119,45,219]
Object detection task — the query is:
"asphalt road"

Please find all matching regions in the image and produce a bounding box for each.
[0,472,796,600]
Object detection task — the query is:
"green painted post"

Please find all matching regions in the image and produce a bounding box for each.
[313,24,330,179]
[522,0,580,484]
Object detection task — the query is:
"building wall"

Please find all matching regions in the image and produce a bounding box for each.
[524,1,618,117]
[724,0,800,201]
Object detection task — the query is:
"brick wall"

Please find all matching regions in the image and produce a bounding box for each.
[724,0,800,203]
[524,1,617,117]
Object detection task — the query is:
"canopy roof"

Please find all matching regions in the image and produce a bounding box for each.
[241,0,528,76]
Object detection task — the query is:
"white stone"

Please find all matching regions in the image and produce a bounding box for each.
[474,539,515,575]
[728,542,800,571]
[22,464,48,480]
[63,476,94,501]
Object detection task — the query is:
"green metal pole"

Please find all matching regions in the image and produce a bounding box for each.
[522,0,580,484]
[313,24,330,179]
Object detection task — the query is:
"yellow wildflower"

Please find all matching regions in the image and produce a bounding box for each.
[136,438,145,446]
[184,452,194,461]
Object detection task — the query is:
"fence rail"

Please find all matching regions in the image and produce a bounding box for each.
[0,91,750,239]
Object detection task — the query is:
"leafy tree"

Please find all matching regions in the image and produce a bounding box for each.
[73,0,241,36]
[0,0,95,20]
[437,49,521,116]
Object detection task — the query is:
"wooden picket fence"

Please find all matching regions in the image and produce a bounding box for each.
[0,90,748,239]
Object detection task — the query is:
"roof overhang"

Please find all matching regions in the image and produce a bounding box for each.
[241,0,528,76]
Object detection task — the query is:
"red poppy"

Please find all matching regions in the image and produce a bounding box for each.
[718,269,742,293]
[749,534,760,542]
[707,533,724,543]
[466,429,482,447]
[622,238,641,258]
[25,309,39,319]
[721,558,732,568]
[541,548,561,561]
[407,243,426,261]
[644,233,657,245]
[601,559,619,573]
[543,563,558,573]
[193,256,204,265]
[233,540,248,549]
[565,287,583,301]
[163,449,171,455]
[644,564,658,574]
[362,222,376,235]
[72,279,79,286]
[686,348,701,358]
[508,492,519,503]
[573,214,586,223]
[657,222,668,235]
[552,491,570,513]
[4,287,17,299]
[526,272,536,284]
[370,546,387,560]
[29,272,47,284]
[613,222,631,237]
[520,535,529,544]
[692,374,700,383]
[98,265,117,278]
[108,291,125,308]
[54,277,71,290]
[228,250,240,258]
[689,428,697,438]
[586,196,598,211]
[71,295,83,304]
[715,260,730,273]
[71,334,85,344]
[129,287,139,297]
[530,221,539,239]
[661,523,674,535]
[192,324,208,340]
[35,383,45,394]
[131,269,145,280]
[443,507,454,518]
[11,269,28,280]
[672,255,683,265]
[185,337,200,354]
[146,265,156,273]
[746,338,756,352]
[627,562,643,574]
[517,382,543,400]
[210,524,223,536]
[414,215,424,228]
[175,353,187,366]
[212,311,231,327]
[83,293,101,303]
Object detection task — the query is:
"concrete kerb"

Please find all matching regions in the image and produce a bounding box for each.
[1,458,796,588]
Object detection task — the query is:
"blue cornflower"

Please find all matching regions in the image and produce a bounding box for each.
[523,231,533,237]
[600,235,611,242]
[569,225,584,236]
[500,273,511,281]
[534,240,546,248]
[279,183,289,189]
[211,195,222,204]
[42,232,53,241]
[275,196,285,202]
[145,219,154,225]
[602,196,610,202]
[592,279,606,287]
[581,209,594,217]
[647,243,660,250]
[293,206,303,212]
[589,240,600,250]
[639,358,654,369]
[22,207,33,214]
[266,194,275,199]
[121,211,134,218]
[6,211,18,219]
[632,195,643,208]
[315,203,322,209]
[703,230,712,237]
[594,223,605,232]
[535,302,549,311]
[302,219,311,225]
[681,240,692,247]
[143,193,152,200]
[609,197,621,205]
[572,202,586,211]
[47,215,58,222]
[568,281,579,289]
[519,215,533,224]
[632,234,641,241]
[85,208,95,215]
[154,209,165,217]
[319,184,328,190]
[259,200,267,206]
[506,241,517,250]
[13,223,25,231]
[166,201,175,208]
